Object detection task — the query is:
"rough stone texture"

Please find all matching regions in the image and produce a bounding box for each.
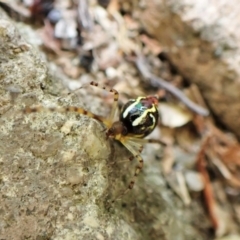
[0,11,209,240]
[137,0,240,138]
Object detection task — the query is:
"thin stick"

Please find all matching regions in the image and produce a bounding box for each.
[135,55,209,116]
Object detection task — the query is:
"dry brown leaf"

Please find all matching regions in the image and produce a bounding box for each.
[107,0,119,14]
[165,170,191,206]
[1,0,31,17]
[221,145,240,167]
[159,103,193,128]
[140,34,162,56]
[82,25,109,50]
[39,20,62,55]
[95,43,121,70]
[161,144,174,174]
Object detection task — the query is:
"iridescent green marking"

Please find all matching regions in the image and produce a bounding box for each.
[122,97,143,119]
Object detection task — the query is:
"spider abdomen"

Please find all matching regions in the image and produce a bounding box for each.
[120,96,159,138]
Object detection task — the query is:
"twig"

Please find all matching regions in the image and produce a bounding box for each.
[135,55,209,116]
[197,135,219,230]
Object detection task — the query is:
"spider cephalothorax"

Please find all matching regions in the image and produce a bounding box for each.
[23,81,166,200]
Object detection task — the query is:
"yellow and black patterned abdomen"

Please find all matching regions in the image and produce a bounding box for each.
[120,96,159,138]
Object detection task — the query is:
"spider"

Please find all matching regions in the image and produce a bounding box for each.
[23,81,166,200]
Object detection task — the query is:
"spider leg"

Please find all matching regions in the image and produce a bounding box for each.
[23,105,109,125]
[126,136,167,146]
[110,136,167,203]
[89,81,119,126]
[122,141,144,190]
[111,139,144,203]
[109,140,143,165]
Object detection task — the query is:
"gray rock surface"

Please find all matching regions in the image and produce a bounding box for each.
[0,12,208,240]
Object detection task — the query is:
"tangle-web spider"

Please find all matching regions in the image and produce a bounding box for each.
[23,81,166,200]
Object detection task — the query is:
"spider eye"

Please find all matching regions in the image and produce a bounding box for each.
[120,96,159,137]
